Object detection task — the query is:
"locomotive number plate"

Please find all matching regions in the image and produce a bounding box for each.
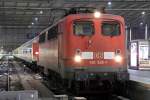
[89,60,108,65]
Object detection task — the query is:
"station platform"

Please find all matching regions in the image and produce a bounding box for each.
[13,61,55,98]
[128,69,150,85]
[12,61,70,100]
[0,90,38,100]
[0,56,86,100]
[0,90,69,100]
[127,69,150,100]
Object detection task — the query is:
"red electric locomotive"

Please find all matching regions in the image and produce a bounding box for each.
[13,7,127,94]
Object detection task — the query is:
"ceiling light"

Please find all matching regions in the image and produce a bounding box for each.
[140,22,143,25]
[40,10,43,14]
[28,25,31,28]
[35,17,38,21]
[108,1,112,5]
[141,11,145,15]
[31,22,34,25]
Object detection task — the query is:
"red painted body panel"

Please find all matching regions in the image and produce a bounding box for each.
[35,14,126,78]
[38,39,59,73]
[32,43,39,61]
[61,14,126,69]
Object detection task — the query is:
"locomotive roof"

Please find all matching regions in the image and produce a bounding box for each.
[38,13,124,36]
[14,13,124,51]
[68,13,124,21]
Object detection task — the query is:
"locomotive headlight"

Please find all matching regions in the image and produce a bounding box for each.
[114,55,122,63]
[35,51,39,55]
[74,55,82,63]
[94,11,101,18]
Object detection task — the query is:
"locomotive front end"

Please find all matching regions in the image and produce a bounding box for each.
[64,12,127,94]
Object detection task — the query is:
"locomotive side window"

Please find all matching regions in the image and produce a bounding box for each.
[74,21,94,36]
[102,22,120,36]
[39,33,46,43]
[48,26,58,40]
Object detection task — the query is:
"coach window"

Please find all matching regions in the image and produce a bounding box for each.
[102,22,120,36]
[39,32,46,43]
[29,49,32,54]
[48,26,58,40]
[74,21,94,36]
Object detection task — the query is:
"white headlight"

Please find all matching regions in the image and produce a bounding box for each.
[35,52,39,55]
[114,55,122,63]
[74,55,82,63]
[94,11,101,18]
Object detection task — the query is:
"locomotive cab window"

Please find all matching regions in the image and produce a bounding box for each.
[39,33,46,43]
[102,22,120,36]
[73,21,94,36]
[48,25,58,40]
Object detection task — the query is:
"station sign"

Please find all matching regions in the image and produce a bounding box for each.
[130,40,150,70]
[138,41,150,67]
[130,42,137,67]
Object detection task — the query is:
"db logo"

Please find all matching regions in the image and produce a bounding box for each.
[94,52,103,59]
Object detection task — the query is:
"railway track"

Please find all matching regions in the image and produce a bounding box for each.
[0,56,24,91]
[0,56,130,100]
[41,71,130,100]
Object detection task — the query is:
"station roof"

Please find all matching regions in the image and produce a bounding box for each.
[0,0,150,51]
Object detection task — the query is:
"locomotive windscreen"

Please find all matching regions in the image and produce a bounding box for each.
[74,21,94,36]
[102,22,120,36]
